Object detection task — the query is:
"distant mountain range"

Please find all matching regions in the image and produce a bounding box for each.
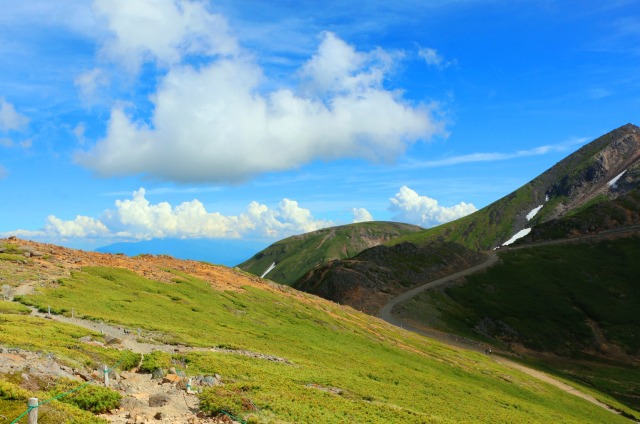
[95,238,269,267]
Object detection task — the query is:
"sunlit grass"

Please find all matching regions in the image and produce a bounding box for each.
[8,265,634,422]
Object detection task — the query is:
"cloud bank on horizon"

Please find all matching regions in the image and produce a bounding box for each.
[5,186,476,243]
[76,0,444,183]
[0,186,476,242]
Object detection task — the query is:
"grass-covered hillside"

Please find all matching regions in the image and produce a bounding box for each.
[388,123,640,250]
[396,235,640,411]
[1,238,637,422]
[238,221,422,285]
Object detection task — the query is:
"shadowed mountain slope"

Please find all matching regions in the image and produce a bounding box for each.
[237,221,422,285]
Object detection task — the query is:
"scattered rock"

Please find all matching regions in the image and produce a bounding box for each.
[162,374,182,385]
[202,375,218,386]
[305,383,344,395]
[148,393,171,407]
[105,335,122,345]
[120,395,145,410]
[151,368,164,380]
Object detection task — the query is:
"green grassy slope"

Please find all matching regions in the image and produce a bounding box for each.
[388,123,640,250]
[398,235,640,411]
[238,221,422,285]
[3,259,636,422]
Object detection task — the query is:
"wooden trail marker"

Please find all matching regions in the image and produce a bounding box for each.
[28,398,38,424]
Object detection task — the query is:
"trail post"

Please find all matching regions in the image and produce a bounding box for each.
[27,398,38,424]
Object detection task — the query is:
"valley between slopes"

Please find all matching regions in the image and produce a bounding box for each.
[378,226,640,419]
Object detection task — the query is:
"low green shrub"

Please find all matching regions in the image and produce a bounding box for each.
[0,301,31,315]
[199,386,245,417]
[139,350,171,373]
[0,379,30,400]
[51,379,121,413]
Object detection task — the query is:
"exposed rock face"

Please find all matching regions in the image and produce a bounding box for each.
[547,124,640,220]
[295,241,484,314]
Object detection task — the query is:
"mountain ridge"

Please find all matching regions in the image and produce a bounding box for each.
[237,221,423,285]
[387,123,640,250]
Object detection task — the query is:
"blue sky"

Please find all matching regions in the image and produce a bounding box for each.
[1,0,638,251]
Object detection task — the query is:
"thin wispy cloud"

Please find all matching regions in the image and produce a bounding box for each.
[0,98,29,132]
[409,137,590,168]
[418,47,456,69]
[101,186,224,197]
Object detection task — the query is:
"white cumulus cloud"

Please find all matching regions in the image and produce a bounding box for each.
[45,215,110,238]
[93,0,238,70]
[352,207,373,223]
[0,98,29,132]
[5,188,334,243]
[389,186,476,227]
[77,1,444,183]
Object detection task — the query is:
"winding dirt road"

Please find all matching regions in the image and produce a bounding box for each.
[378,252,498,326]
[377,250,626,417]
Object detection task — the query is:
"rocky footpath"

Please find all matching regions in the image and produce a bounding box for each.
[0,343,240,424]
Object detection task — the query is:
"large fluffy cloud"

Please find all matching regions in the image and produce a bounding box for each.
[77,1,444,183]
[93,0,238,70]
[389,186,476,227]
[7,188,333,242]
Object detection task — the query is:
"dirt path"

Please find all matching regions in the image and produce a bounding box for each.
[378,252,498,326]
[377,251,625,417]
[27,306,292,365]
[491,356,621,414]
[10,307,275,423]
